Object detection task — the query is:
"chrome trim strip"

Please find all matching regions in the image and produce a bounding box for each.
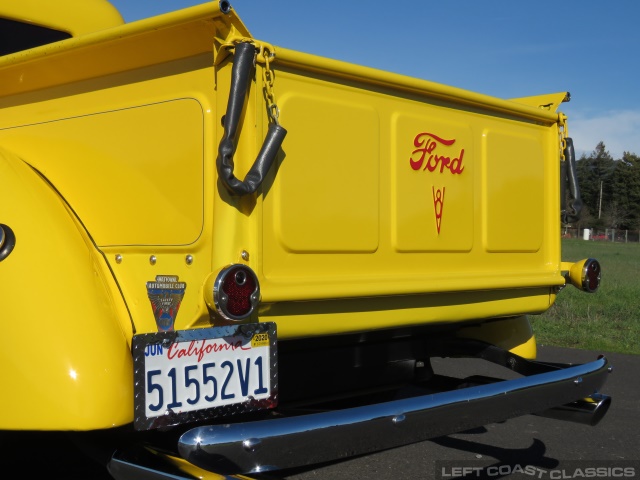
[179,356,610,474]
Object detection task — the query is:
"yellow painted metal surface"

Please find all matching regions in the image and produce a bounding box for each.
[149,447,254,480]
[0,148,132,430]
[456,316,537,359]
[0,2,242,429]
[509,92,570,112]
[1,100,205,246]
[0,0,123,37]
[0,3,567,339]
[258,47,563,309]
[258,289,552,340]
[0,2,249,97]
[0,0,577,431]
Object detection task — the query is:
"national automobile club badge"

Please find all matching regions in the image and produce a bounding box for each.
[146,275,187,331]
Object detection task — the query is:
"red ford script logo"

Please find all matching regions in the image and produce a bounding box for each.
[409,133,464,174]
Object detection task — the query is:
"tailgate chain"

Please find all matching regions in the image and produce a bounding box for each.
[258,43,280,125]
[559,113,568,161]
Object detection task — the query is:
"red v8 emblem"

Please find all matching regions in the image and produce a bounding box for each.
[432,186,445,234]
[409,131,466,235]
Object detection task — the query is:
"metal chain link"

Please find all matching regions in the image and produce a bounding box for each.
[216,37,281,125]
[559,113,568,162]
[259,46,280,125]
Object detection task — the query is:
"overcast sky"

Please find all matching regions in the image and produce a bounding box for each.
[110,0,640,160]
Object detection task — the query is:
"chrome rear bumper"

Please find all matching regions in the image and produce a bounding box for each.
[178,352,611,474]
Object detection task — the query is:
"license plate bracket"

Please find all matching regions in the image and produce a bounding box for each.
[132,323,277,430]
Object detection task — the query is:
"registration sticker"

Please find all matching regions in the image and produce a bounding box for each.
[251,332,269,348]
[132,323,277,430]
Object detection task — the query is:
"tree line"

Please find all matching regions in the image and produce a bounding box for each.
[569,141,640,230]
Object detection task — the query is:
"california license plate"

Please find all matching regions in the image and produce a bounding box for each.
[132,323,277,430]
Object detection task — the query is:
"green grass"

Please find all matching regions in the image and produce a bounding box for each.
[530,239,640,355]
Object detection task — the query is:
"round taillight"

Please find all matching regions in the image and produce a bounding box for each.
[566,258,602,293]
[582,258,601,293]
[567,258,601,293]
[212,265,260,321]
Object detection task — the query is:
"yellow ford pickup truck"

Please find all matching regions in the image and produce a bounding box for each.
[0,1,609,478]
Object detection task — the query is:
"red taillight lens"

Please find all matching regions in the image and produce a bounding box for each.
[213,265,260,321]
[583,259,601,293]
[221,267,256,317]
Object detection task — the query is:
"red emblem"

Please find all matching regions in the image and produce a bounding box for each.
[432,187,445,234]
[410,133,464,174]
[410,132,467,235]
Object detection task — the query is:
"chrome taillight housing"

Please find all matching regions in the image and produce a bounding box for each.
[0,224,16,262]
[566,258,601,293]
[205,264,260,321]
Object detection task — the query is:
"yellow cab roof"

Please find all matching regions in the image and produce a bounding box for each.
[0,0,124,36]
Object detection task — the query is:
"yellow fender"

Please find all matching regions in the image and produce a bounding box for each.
[0,147,133,430]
